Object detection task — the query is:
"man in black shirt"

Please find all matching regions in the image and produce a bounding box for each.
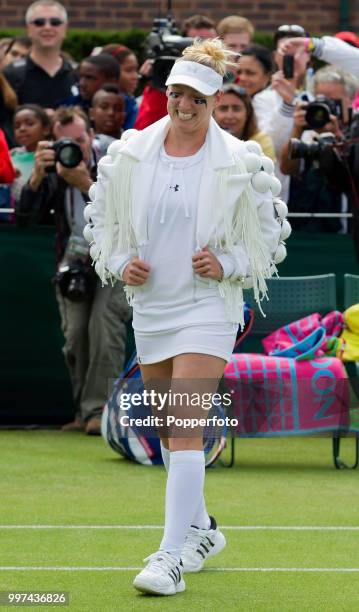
[4,0,77,108]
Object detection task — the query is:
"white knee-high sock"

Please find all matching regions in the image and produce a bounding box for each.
[160,444,210,530]
[160,443,170,471]
[191,490,211,530]
[160,450,205,560]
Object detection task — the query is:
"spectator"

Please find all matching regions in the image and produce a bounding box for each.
[280,66,358,234]
[1,37,32,68]
[217,15,254,54]
[0,127,16,183]
[11,104,51,204]
[90,84,125,154]
[249,25,309,202]
[60,54,120,113]
[238,44,274,98]
[101,44,139,129]
[135,15,217,130]
[279,34,359,79]
[335,31,359,48]
[181,14,217,38]
[213,84,275,159]
[17,106,131,434]
[0,127,16,222]
[0,73,18,147]
[3,0,77,108]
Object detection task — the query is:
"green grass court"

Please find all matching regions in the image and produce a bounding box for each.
[0,431,358,611]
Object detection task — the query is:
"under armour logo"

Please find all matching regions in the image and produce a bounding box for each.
[169,184,180,192]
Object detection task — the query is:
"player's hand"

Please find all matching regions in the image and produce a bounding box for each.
[192,246,224,281]
[123,257,151,285]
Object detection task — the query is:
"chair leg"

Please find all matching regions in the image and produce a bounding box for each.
[332,434,359,469]
[219,435,236,468]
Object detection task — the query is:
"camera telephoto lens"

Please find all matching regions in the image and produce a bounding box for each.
[288,138,321,161]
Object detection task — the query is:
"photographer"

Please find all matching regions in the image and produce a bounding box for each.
[280,66,359,234]
[134,14,214,130]
[17,106,131,435]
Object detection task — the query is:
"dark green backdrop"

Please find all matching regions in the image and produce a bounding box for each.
[1,226,358,424]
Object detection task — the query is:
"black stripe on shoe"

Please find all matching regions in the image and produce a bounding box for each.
[206,536,215,547]
[196,548,205,559]
[169,569,178,584]
[200,542,209,553]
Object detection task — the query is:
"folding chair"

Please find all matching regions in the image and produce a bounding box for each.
[221,274,350,469]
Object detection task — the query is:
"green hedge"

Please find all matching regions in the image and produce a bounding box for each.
[0,28,275,62]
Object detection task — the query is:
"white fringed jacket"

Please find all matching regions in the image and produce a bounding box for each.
[85,115,290,330]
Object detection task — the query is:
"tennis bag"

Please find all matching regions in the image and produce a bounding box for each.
[101,306,254,466]
[101,352,229,467]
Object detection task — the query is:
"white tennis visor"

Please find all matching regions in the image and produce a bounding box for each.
[165,60,223,96]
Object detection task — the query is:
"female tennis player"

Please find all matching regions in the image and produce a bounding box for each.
[85,38,289,596]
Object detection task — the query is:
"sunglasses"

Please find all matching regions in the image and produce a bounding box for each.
[29,17,64,27]
[276,24,306,35]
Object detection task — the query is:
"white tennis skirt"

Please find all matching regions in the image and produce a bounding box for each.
[134,323,238,365]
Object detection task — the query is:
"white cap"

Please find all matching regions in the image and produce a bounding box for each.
[165,60,223,95]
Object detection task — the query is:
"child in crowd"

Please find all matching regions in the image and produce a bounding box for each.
[90,84,126,156]
[59,54,120,113]
[101,44,139,129]
[11,104,51,203]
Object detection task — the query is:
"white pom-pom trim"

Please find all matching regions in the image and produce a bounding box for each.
[245,140,263,155]
[243,152,262,173]
[83,203,94,223]
[83,224,94,243]
[269,176,282,197]
[274,198,288,219]
[280,219,292,241]
[88,183,96,201]
[274,242,287,263]
[261,156,275,174]
[121,128,138,141]
[97,154,113,168]
[89,243,100,260]
[106,140,122,159]
[251,171,271,193]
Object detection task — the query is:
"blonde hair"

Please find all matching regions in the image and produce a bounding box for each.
[180,37,235,77]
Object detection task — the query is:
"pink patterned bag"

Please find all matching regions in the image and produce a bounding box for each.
[262,311,344,359]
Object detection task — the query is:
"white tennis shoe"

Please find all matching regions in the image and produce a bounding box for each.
[133,550,185,596]
[181,516,226,573]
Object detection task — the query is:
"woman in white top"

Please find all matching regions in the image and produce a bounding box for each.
[85,38,290,597]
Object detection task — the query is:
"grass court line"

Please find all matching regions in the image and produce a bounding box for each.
[1,567,359,573]
[0,525,358,531]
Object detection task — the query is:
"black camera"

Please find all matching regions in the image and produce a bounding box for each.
[305,96,343,129]
[46,138,83,172]
[55,235,94,302]
[55,260,94,302]
[144,17,193,90]
[288,132,336,161]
